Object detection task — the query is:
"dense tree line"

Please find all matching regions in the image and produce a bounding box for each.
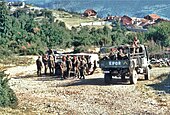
[0,1,170,57]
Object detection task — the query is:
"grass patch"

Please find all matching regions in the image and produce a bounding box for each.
[61,17,95,26]
[0,56,34,68]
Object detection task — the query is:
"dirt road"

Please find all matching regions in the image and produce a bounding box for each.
[2,62,170,114]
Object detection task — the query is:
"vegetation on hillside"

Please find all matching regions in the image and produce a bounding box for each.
[0,1,170,57]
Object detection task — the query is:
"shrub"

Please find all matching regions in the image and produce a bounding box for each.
[0,71,18,108]
[0,46,13,58]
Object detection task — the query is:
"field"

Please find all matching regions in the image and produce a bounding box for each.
[52,10,100,29]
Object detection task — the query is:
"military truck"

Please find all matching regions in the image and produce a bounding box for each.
[99,44,151,84]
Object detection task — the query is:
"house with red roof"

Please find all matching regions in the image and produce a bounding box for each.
[121,15,133,26]
[144,14,160,21]
[83,9,97,18]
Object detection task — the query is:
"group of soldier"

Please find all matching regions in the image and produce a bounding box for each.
[101,36,140,61]
[36,50,97,80]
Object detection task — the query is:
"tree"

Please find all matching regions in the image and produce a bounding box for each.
[146,22,170,47]
[0,1,12,36]
[41,9,53,19]
[13,9,26,18]
[24,18,37,33]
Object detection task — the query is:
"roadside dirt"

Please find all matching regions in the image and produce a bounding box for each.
[1,57,170,115]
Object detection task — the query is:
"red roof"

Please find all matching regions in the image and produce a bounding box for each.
[84,9,97,17]
[144,14,160,20]
[121,15,132,25]
[149,14,160,20]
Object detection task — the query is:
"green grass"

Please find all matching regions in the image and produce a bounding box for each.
[52,10,98,27]
[62,17,95,26]
[0,56,34,70]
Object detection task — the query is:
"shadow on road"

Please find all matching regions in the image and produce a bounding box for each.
[12,73,62,81]
[147,73,170,94]
[64,77,131,86]
[12,73,148,86]
[12,74,35,79]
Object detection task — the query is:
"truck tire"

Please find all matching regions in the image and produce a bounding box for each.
[121,74,126,81]
[104,73,112,84]
[130,70,138,84]
[144,67,150,80]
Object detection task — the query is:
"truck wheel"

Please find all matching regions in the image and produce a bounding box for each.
[130,70,138,84]
[144,67,150,80]
[104,73,112,84]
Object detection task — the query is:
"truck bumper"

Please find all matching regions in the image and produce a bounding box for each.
[103,71,110,73]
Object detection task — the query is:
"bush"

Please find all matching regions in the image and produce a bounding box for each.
[0,46,13,58]
[0,71,18,108]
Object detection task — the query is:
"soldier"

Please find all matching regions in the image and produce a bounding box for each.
[55,61,62,78]
[81,55,87,75]
[132,36,140,48]
[48,54,55,75]
[66,55,72,78]
[75,57,80,78]
[118,48,129,60]
[36,56,42,76]
[87,61,92,74]
[72,56,77,77]
[72,56,80,78]
[61,56,67,79]
[47,48,53,55]
[109,48,117,60]
[42,54,48,75]
[79,57,86,79]
[117,48,126,60]
[132,36,140,53]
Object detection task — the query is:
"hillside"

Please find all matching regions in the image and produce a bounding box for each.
[1,1,170,57]
[8,0,170,19]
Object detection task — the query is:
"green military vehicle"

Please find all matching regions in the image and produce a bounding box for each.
[99,44,151,84]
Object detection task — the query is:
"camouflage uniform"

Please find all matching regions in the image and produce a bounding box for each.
[72,56,80,78]
[55,61,62,78]
[48,55,55,75]
[61,56,67,79]
[36,56,42,76]
[79,59,85,79]
[42,54,48,75]
[66,55,72,78]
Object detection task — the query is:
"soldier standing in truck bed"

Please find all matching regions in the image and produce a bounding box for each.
[132,36,140,53]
